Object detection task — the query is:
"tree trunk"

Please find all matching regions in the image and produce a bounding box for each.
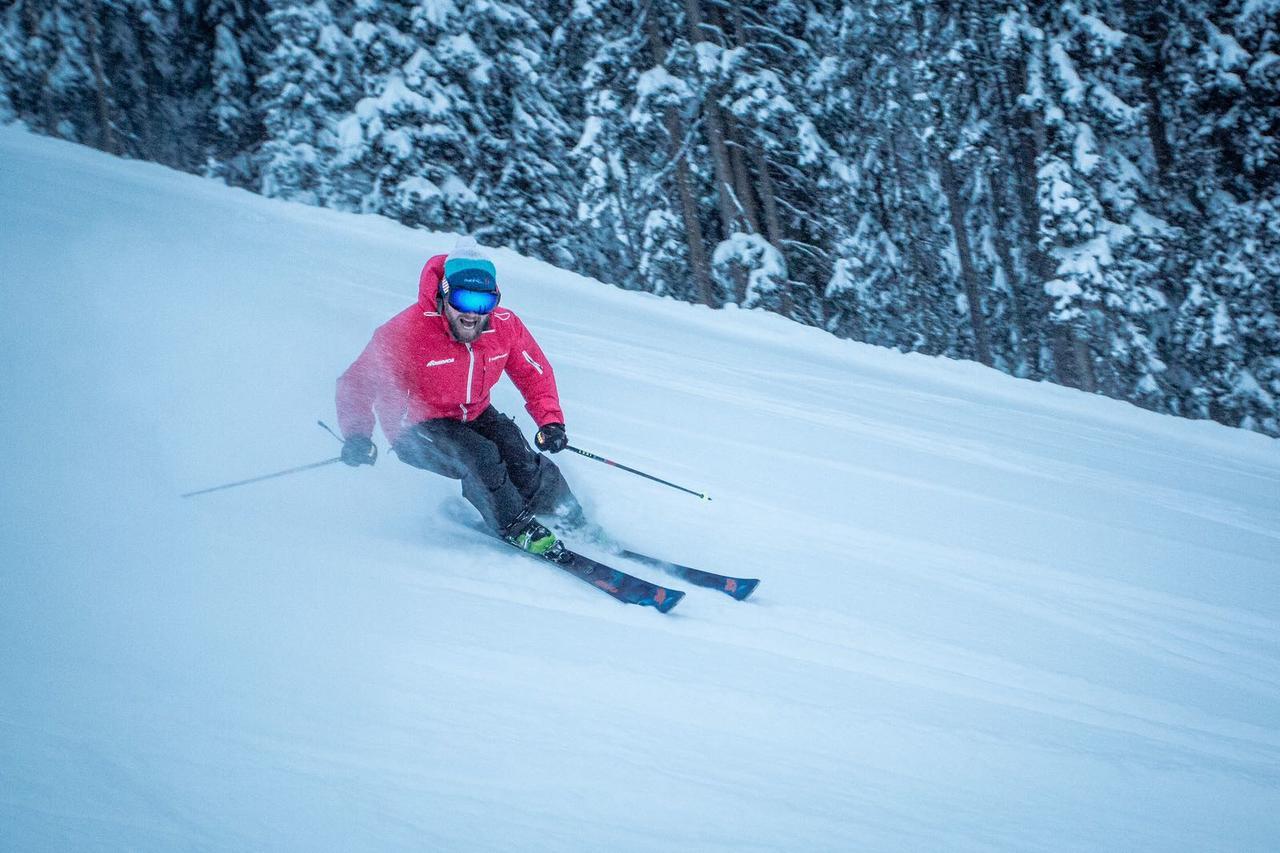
[1000,49,1065,377]
[80,0,117,155]
[683,0,742,243]
[1053,330,1097,393]
[1016,71,1095,392]
[672,144,714,307]
[939,155,993,366]
[644,1,713,306]
[751,146,784,247]
[1143,80,1173,179]
[987,165,1036,373]
[701,99,742,237]
[974,16,1040,374]
[611,158,643,286]
[750,144,791,318]
[727,125,761,233]
[709,2,760,235]
[1125,1,1174,178]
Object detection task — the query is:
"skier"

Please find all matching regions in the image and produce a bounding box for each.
[335,238,582,555]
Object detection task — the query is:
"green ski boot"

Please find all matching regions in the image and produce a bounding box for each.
[503,510,561,557]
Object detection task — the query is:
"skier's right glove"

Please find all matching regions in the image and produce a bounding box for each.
[535,422,568,453]
[341,435,377,467]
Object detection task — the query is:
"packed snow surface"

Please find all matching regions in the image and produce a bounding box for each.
[2,126,1279,851]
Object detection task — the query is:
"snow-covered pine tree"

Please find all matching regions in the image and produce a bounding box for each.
[328,0,425,217]
[558,0,642,288]
[1018,3,1168,400]
[202,0,267,184]
[712,232,787,311]
[1167,0,1280,433]
[807,3,876,341]
[814,1,909,346]
[721,0,837,323]
[569,81,647,291]
[0,1,36,124]
[818,1,960,357]
[96,0,183,163]
[906,2,997,367]
[0,69,11,122]
[2,0,1275,435]
[680,0,757,306]
[967,0,1063,378]
[563,0,713,301]
[2,0,100,148]
[257,0,350,205]
[332,0,571,238]
[452,0,575,261]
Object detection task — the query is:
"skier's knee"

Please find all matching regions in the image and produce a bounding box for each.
[464,442,507,489]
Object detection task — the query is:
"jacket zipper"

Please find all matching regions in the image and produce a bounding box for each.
[461,342,475,421]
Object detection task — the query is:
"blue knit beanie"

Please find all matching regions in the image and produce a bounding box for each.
[443,237,497,292]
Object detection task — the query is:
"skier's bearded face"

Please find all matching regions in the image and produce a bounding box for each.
[443,301,490,343]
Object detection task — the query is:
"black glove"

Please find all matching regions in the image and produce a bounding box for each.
[341,435,377,467]
[534,422,568,453]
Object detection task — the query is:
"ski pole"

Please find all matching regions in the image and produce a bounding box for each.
[181,457,343,498]
[566,445,711,501]
[317,420,343,443]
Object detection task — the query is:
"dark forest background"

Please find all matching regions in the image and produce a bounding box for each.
[3,0,1278,435]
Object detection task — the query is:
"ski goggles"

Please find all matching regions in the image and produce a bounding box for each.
[445,285,500,315]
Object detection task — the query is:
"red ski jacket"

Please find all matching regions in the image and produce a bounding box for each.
[336,254,564,445]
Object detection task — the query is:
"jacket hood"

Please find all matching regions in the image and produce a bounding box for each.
[418,254,447,313]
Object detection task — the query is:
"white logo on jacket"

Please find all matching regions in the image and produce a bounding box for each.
[426,357,455,367]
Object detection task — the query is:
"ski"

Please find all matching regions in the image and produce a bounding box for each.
[505,539,685,613]
[463,513,684,613]
[618,549,759,601]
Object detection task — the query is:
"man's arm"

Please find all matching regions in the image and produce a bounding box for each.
[504,315,565,428]
[336,327,396,440]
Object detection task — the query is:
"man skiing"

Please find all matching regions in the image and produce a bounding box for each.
[335,238,581,555]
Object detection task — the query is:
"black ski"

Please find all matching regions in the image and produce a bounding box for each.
[618,549,759,601]
[504,539,685,613]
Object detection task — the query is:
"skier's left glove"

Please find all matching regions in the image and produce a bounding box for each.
[341,434,378,467]
[535,422,568,454]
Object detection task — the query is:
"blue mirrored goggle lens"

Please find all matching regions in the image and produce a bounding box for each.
[447,287,499,314]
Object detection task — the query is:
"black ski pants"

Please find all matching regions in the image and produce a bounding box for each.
[392,405,578,532]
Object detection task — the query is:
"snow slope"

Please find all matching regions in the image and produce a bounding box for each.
[2,125,1279,851]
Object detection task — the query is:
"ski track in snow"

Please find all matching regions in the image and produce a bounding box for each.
[3,126,1280,851]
